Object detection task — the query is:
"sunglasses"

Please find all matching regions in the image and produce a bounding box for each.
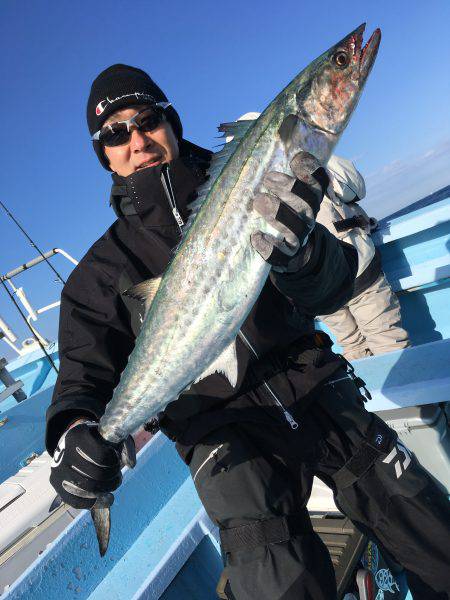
[92,103,171,147]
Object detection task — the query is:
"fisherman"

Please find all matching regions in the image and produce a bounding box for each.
[46,65,450,600]
[317,155,411,360]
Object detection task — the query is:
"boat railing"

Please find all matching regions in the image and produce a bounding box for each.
[0,248,78,358]
[0,357,26,403]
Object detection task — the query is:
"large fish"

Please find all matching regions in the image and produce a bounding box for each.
[91,23,381,555]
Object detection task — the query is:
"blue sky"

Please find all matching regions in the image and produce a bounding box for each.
[1,0,449,358]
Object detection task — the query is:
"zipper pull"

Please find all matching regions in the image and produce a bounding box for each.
[284,410,299,430]
[172,207,185,228]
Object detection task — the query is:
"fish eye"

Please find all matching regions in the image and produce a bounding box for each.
[332,51,350,68]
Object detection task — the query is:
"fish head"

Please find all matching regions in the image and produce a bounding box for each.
[295,24,381,137]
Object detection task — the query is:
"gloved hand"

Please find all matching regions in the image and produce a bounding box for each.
[50,421,135,509]
[251,151,329,272]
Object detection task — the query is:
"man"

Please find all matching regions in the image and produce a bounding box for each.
[317,155,411,360]
[46,64,449,599]
[225,121,410,362]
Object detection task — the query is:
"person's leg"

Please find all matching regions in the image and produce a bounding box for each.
[188,422,337,600]
[319,306,371,360]
[308,372,450,599]
[348,273,411,355]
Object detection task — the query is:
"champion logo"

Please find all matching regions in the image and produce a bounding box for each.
[96,100,109,116]
[94,92,157,117]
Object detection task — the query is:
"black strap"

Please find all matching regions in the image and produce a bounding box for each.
[275,202,309,239]
[266,245,291,268]
[291,178,318,206]
[333,215,369,233]
[220,512,312,553]
[331,420,395,489]
[311,166,330,195]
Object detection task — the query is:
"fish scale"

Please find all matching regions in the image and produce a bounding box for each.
[91,23,381,556]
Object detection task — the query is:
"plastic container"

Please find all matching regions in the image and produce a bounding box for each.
[377,404,450,493]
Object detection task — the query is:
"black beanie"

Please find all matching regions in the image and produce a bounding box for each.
[87,64,183,170]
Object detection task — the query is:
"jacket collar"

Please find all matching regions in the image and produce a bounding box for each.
[110,140,211,226]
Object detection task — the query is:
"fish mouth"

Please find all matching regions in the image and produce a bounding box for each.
[298,24,382,136]
[352,23,381,79]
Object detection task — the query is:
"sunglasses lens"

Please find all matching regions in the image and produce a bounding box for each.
[99,124,130,147]
[98,107,166,147]
[136,109,164,132]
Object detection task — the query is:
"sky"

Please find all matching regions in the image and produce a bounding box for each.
[0,0,449,359]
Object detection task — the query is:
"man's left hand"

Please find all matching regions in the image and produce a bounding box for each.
[250,151,329,272]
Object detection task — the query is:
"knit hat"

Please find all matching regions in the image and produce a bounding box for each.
[87,64,183,170]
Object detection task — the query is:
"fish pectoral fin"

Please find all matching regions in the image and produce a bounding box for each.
[124,277,162,316]
[195,340,239,388]
[278,114,299,151]
[120,435,137,469]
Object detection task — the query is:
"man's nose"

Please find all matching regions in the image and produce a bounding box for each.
[129,128,151,152]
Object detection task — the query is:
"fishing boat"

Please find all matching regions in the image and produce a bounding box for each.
[0,185,449,599]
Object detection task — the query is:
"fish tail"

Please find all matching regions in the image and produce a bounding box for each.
[90,435,136,556]
[91,493,114,556]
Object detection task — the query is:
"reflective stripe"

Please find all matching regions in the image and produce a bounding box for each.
[324,376,351,386]
[193,444,224,483]
[161,167,184,231]
[238,330,299,430]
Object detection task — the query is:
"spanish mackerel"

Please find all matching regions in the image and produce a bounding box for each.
[91,23,381,555]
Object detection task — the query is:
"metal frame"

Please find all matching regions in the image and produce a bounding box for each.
[0,248,78,356]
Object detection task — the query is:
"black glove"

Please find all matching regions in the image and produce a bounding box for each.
[50,421,134,509]
[250,151,329,272]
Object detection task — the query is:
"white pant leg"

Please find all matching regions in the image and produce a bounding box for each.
[348,273,411,356]
[319,306,372,361]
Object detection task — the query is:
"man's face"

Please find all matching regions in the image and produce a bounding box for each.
[102,105,179,177]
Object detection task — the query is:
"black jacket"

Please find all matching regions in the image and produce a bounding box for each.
[45,140,357,455]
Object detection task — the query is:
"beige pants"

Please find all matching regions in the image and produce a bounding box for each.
[319,273,411,361]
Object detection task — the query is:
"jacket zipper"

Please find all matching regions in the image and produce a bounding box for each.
[161,165,185,232]
[238,330,299,430]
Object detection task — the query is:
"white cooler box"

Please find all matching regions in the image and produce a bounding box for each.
[307,403,449,516]
[376,403,450,494]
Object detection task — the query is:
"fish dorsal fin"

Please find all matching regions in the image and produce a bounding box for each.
[124,277,162,316]
[218,118,257,143]
[194,339,239,388]
[183,117,257,234]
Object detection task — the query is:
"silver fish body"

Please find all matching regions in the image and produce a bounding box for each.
[92,24,381,555]
[99,24,380,445]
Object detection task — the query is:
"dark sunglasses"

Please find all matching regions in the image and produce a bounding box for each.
[92,103,170,147]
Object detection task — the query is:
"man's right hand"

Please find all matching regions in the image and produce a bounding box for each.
[49,421,124,509]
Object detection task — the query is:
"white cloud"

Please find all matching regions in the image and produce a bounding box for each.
[362,138,450,219]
